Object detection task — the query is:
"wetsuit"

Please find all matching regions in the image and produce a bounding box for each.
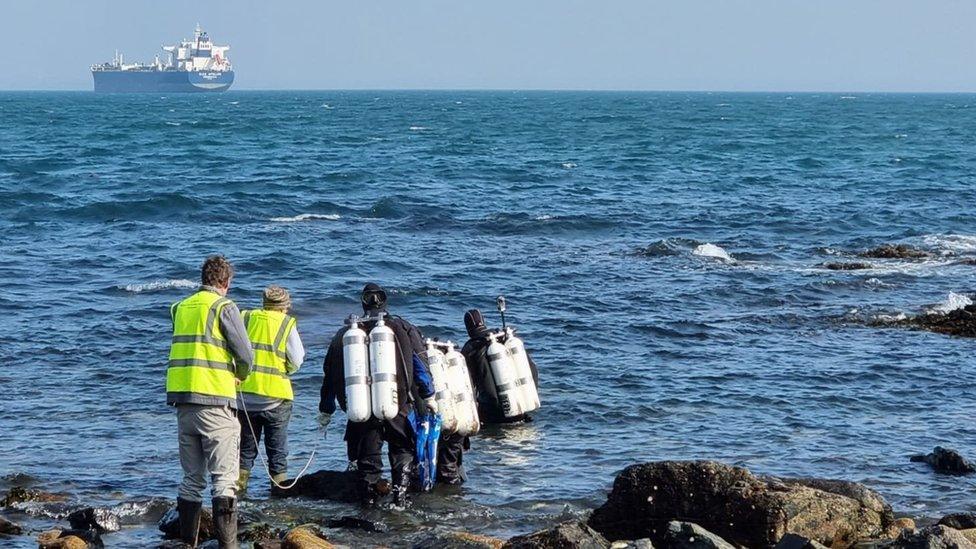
[319,306,434,503]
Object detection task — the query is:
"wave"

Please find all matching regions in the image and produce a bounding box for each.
[409,126,429,131]
[561,162,577,169]
[270,213,341,223]
[119,279,196,293]
[921,234,976,255]
[692,243,734,262]
[927,292,973,314]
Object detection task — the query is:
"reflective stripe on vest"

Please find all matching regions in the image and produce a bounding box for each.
[166,291,237,401]
[238,309,296,401]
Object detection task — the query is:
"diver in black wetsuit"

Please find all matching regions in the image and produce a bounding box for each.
[318,283,436,505]
[436,308,540,485]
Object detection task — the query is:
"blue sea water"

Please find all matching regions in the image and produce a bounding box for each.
[2,91,976,545]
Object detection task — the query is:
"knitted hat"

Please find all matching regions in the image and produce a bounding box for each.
[263,285,291,311]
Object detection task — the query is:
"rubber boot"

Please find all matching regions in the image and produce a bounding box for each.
[271,472,287,488]
[176,497,202,547]
[212,496,238,549]
[235,469,250,497]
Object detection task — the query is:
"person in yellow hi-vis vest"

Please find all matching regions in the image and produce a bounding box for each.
[167,255,254,549]
[236,285,305,496]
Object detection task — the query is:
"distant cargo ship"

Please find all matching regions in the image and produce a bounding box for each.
[91,25,234,93]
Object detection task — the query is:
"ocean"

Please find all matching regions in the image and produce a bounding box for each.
[2,90,976,546]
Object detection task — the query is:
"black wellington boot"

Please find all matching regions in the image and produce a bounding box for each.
[177,497,202,547]
[211,496,238,549]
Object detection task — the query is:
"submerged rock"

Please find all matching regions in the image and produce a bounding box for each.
[821,261,875,271]
[271,470,362,502]
[859,244,932,259]
[0,514,22,535]
[587,460,893,547]
[910,447,976,475]
[282,525,333,549]
[414,531,505,549]
[888,525,976,548]
[504,519,609,549]
[662,521,734,549]
[67,507,121,533]
[323,515,387,533]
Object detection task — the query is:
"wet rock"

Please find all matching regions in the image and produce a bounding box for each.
[155,541,194,549]
[774,533,829,549]
[37,528,103,549]
[940,514,976,530]
[821,261,875,271]
[897,305,976,338]
[0,514,23,535]
[1,486,67,507]
[67,507,121,533]
[254,541,283,549]
[414,531,505,549]
[240,521,285,543]
[271,470,361,502]
[587,460,893,548]
[609,541,654,549]
[111,498,172,525]
[663,522,734,549]
[859,244,931,259]
[911,447,976,475]
[282,525,333,549]
[504,519,610,549]
[323,515,387,533]
[158,505,214,541]
[888,525,976,548]
[197,541,220,549]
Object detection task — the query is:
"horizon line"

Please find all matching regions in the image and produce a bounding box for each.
[3,87,976,94]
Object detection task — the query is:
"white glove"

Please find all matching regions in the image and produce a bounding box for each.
[317,412,332,432]
[424,397,438,415]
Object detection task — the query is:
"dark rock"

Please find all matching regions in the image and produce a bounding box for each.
[110,498,172,525]
[271,470,362,502]
[911,447,976,475]
[662,522,734,549]
[1,486,67,507]
[888,525,976,548]
[158,505,215,541]
[899,306,976,338]
[504,519,609,549]
[156,542,194,549]
[0,514,22,535]
[859,244,931,259]
[197,541,220,549]
[37,529,104,549]
[587,460,893,548]
[255,542,284,549]
[324,515,387,533]
[940,513,976,530]
[774,533,829,549]
[821,261,875,271]
[240,521,285,543]
[414,531,505,548]
[67,507,121,533]
[59,529,104,548]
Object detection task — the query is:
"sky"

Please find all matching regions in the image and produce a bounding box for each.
[3,0,976,91]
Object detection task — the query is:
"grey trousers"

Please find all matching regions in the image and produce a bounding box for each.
[177,404,240,501]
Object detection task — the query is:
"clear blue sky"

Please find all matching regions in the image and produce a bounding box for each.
[4,0,975,91]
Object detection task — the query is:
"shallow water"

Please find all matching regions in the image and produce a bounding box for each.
[3,91,976,546]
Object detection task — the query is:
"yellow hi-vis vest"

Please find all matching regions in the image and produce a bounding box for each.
[238,309,296,401]
[166,290,238,404]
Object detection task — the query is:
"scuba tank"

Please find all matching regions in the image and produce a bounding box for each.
[425,340,458,434]
[505,327,540,412]
[368,315,399,421]
[487,332,524,418]
[444,342,479,436]
[342,318,371,422]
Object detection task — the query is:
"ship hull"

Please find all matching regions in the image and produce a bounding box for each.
[92,70,234,93]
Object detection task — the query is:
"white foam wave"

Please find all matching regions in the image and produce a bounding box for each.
[165,121,181,126]
[229,101,240,105]
[121,279,196,293]
[322,103,334,109]
[692,243,734,262]
[929,292,973,314]
[535,214,553,221]
[922,234,976,254]
[409,126,429,131]
[561,162,577,169]
[270,213,341,223]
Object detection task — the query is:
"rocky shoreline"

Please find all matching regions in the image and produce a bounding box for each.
[4,451,976,549]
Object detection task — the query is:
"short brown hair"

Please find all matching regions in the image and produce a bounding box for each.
[201,255,234,288]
